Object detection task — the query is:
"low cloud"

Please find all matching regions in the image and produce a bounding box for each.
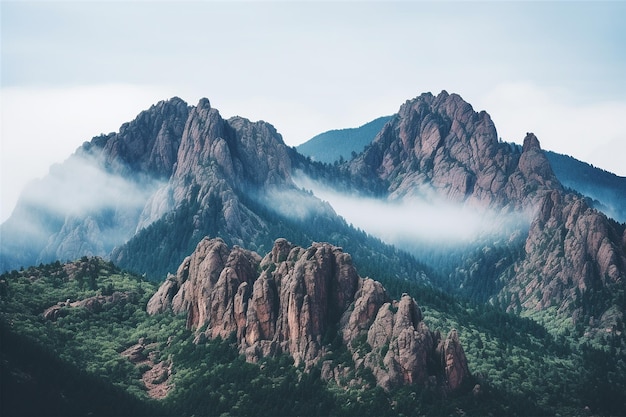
[1,151,165,267]
[293,173,530,248]
[257,185,337,222]
[19,152,161,218]
[0,84,176,223]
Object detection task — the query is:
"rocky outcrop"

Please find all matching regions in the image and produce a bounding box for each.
[88,97,190,178]
[505,190,626,319]
[148,237,470,392]
[121,338,172,399]
[349,91,625,328]
[43,291,135,321]
[350,92,561,209]
[111,98,301,277]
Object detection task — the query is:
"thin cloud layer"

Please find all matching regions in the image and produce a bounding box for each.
[293,173,531,248]
[0,84,175,223]
[19,153,161,218]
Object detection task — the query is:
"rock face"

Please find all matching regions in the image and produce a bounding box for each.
[350,91,562,208]
[110,98,308,278]
[148,237,470,392]
[349,91,626,327]
[505,191,626,317]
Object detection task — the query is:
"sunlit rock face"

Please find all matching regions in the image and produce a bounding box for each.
[148,237,470,393]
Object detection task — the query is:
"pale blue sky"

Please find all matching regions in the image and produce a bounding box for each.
[2,1,626,222]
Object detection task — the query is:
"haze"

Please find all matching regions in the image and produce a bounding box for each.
[292,173,530,248]
[2,1,625,223]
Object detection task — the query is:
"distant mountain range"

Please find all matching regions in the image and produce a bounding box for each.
[1,90,625,416]
[296,116,393,164]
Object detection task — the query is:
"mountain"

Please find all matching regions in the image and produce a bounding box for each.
[296,116,392,164]
[296,92,626,334]
[2,90,626,415]
[298,112,626,223]
[348,92,624,330]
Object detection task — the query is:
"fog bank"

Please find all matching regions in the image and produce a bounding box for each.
[293,173,531,248]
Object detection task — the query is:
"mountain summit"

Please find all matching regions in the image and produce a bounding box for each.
[349,91,562,207]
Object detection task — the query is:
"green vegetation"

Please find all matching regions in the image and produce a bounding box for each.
[2,258,625,416]
[374,273,626,417]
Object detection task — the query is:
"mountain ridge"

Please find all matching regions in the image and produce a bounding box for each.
[2,90,624,339]
[297,108,626,223]
[2,90,626,415]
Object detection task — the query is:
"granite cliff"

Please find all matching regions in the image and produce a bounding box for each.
[148,237,470,393]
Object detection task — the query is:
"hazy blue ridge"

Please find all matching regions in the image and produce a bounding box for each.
[296,116,392,164]
[545,150,626,223]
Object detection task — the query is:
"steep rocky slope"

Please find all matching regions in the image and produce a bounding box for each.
[348,91,625,329]
[148,237,470,393]
[349,91,562,207]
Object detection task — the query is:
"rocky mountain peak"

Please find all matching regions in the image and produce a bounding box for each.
[522,132,541,152]
[350,91,561,209]
[90,97,191,178]
[170,99,291,190]
[147,237,471,392]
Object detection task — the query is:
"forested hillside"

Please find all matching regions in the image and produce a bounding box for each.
[296,116,392,164]
[2,257,625,416]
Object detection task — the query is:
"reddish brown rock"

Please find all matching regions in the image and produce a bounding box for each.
[350,92,561,209]
[43,292,133,320]
[437,329,470,391]
[503,188,626,323]
[148,237,470,392]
